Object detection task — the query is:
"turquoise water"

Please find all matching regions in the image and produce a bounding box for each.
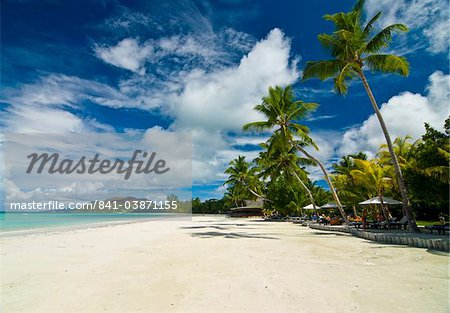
[0,212,171,233]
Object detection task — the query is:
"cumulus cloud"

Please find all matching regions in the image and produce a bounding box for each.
[365,0,449,54]
[171,28,298,132]
[338,71,450,157]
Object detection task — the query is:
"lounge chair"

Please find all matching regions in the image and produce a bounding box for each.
[392,216,408,230]
[425,223,449,235]
[318,218,330,225]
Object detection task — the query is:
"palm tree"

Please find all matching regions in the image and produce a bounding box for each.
[378,136,415,170]
[224,156,268,202]
[423,146,450,184]
[350,159,393,220]
[302,0,418,231]
[332,152,367,176]
[243,85,349,223]
[260,133,318,210]
[332,153,368,216]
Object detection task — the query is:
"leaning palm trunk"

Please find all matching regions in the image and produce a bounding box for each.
[292,171,317,210]
[295,144,349,224]
[359,72,419,232]
[247,187,273,204]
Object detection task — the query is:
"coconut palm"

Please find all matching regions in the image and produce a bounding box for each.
[332,152,367,175]
[223,185,246,208]
[423,146,450,184]
[260,133,318,210]
[350,159,393,220]
[302,0,418,231]
[378,136,415,170]
[243,85,349,223]
[224,156,267,202]
[332,153,368,216]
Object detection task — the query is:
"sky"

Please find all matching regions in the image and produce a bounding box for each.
[1,0,449,201]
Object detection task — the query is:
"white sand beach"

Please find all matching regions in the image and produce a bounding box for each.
[1,215,448,313]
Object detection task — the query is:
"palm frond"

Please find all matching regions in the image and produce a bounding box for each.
[363,11,382,36]
[364,23,408,53]
[365,54,409,76]
[334,62,358,94]
[302,60,345,81]
[242,121,272,132]
[352,0,365,13]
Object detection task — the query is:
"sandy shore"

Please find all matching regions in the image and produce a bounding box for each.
[1,215,448,313]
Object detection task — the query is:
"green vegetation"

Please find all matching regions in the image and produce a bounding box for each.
[332,119,449,221]
[192,198,226,214]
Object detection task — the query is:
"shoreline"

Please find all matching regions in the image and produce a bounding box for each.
[0,213,194,238]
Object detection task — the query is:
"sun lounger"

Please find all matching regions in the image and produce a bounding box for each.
[425,223,449,235]
[318,218,330,225]
[394,216,408,230]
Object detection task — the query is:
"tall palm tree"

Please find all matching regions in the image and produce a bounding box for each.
[243,85,349,223]
[302,0,418,231]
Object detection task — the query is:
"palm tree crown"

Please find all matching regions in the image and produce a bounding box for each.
[243,85,318,147]
[302,0,409,94]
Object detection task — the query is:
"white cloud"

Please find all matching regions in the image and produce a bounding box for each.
[170,28,298,132]
[94,28,255,75]
[3,105,84,133]
[365,0,449,54]
[306,115,337,122]
[10,74,132,108]
[1,74,128,133]
[95,38,153,74]
[338,71,449,157]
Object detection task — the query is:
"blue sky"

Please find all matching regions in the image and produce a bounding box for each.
[1,0,449,200]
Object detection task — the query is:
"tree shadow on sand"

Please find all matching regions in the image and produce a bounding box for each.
[180,224,256,231]
[190,231,280,240]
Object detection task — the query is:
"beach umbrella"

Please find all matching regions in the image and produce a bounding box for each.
[302,203,316,210]
[359,196,402,205]
[320,202,343,209]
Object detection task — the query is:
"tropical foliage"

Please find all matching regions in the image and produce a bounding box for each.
[331,118,449,220]
[242,85,348,222]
